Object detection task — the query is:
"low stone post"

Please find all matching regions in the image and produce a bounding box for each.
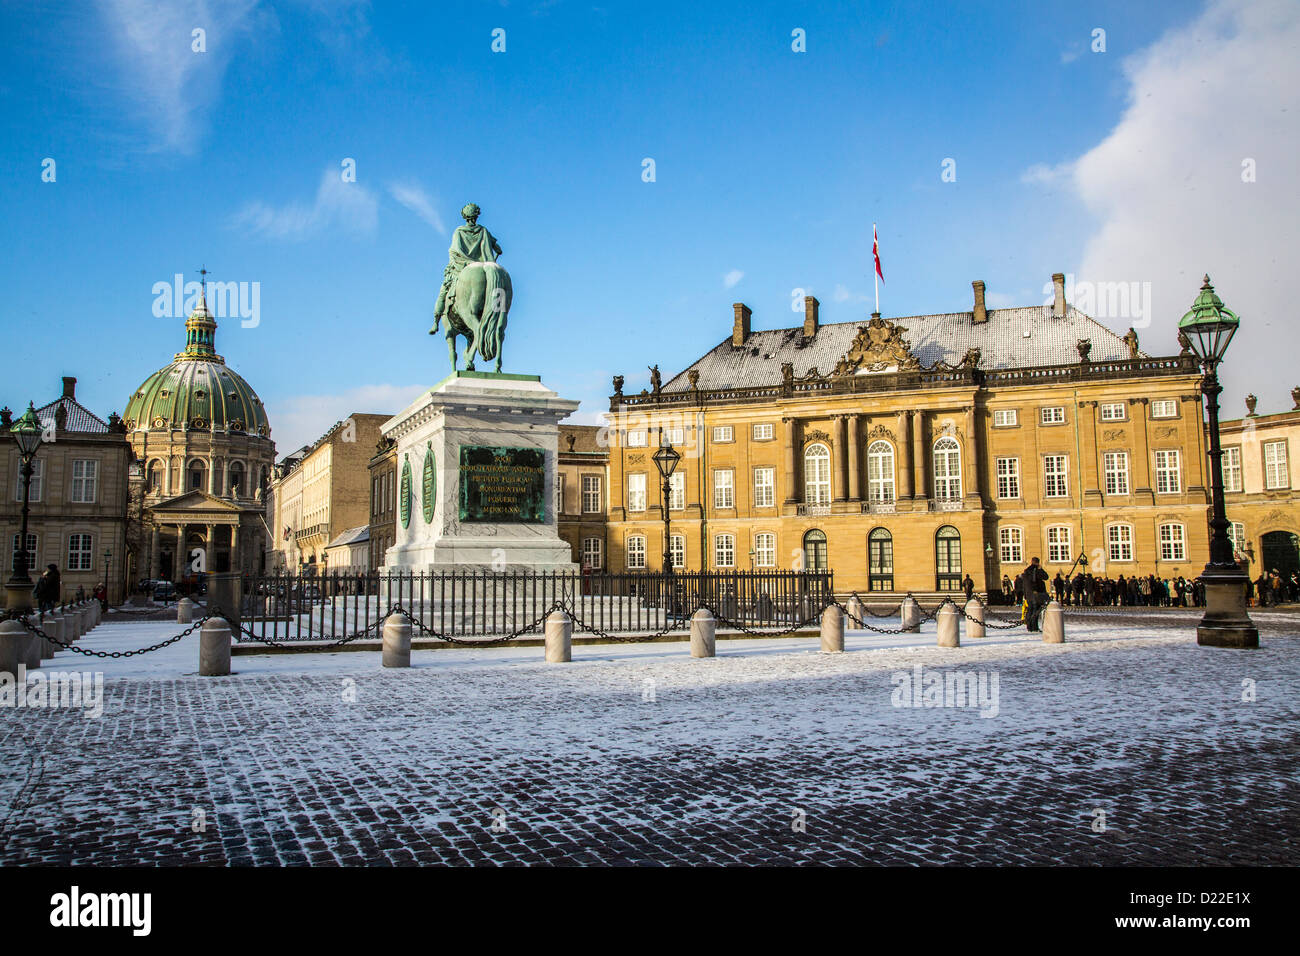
[39,614,59,660]
[1042,600,1065,644]
[0,620,32,676]
[901,595,920,633]
[199,618,232,676]
[846,595,863,629]
[820,604,844,653]
[690,607,716,658]
[382,611,412,668]
[964,598,985,639]
[65,609,81,642]
[177,597,195,624]
[545,609,572,662]
[80,604,92,633]
[23,617,44,669]
[936,602,961,647]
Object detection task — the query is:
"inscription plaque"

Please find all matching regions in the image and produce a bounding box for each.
[422,443,436,524]
[399,456,412,528]
[458,445,545,523]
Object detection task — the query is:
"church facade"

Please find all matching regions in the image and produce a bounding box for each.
[603,275,1214,597]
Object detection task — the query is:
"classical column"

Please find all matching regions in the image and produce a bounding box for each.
[175,524,186,579]
[847,414,862,502]
[1131,398,1153,501]
[208,457,217,495]
[1080,400,1102,504]
[165,457,173,495]
[912,409,927,504]
[833,415,848,503]
[898,411,913,500]
[204,524,215,575]
[963,405,980,503]
[783,417,802,505]
[150,526,160,580]
[230,524,240,574]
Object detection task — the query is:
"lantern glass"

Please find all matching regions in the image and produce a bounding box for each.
[9,403,43,459]
[653,441,681,479]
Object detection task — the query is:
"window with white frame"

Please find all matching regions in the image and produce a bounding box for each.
[70,459,98,503]
[1040,406,1065,425]
[714,534,736,568]
[867,441,895,503]
[1264,441,1289,489]
[1159,523,1186,561]
[14,458,42,502]
[670,534,685,570]
[999,527,1023,564]
[713,469,734,508]
[10,532,37,574]
[1155,449,1181,493]
[1151,399,1178,418]
[1046,526,1072,564]
[1228,522,1247,556]
[993,409,1018,427]
[711,425,734,443]
[554,473,565,516]
[582,475,602,513]
[628,473,647,512]
[1104,451,1130,495]
[753,466,775,508]
[668,471,685,510]
[581,537,603,570]
[1099,403,1126,421]
[804,444,831,505]
[996,457,1020,499]
[754,532,776,568]
[626,535,646,569]
[752,423,773,441]
[933,437,962,500]
[1222,446,1243,493]
[1044,454,1069,497]
[67,533,93,571]
[626,430,647,447]
[1107,524,1134,562]
[663,426,685,446]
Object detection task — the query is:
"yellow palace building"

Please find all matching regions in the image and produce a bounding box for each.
[604,274,1215,598]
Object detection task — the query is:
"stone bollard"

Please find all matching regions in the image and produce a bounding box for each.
[39,615,59,660]
[846,595,863,629]
[65,609,81,643]
[1042,600,1065,644]
[80,604,92,634]
[177,597,195,624]
[964,598,985,639]
[937,602,961,647]
[820,604,845,653]
[690,607,716,658]
[0,619,33,676]
[382,612,412,668]
[900,595,921,633]
[23,617,44,669]
[545,610,572,662]
[199,619,232,676]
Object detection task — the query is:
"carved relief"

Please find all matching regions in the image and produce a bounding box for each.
[804,429,832,444]
[831,315,922,375]
[1102,428,1127,442]
[867,424,896,442]
[1154,426,1178,439]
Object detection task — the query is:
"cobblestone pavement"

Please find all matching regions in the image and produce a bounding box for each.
[2,614,1297,866]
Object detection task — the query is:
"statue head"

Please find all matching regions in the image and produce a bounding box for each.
[461,203,481,224]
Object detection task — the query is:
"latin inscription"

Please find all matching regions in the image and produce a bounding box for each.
[458,445,545,523]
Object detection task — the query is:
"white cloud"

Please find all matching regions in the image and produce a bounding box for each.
[1055,0,1299,414]
[1020,161,1073,186]
[266,383,428,455]
[723,269,744,289]
[232,168,379,240]
[388,181,447,235]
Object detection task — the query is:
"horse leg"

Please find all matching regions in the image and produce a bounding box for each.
[445,327,459,370]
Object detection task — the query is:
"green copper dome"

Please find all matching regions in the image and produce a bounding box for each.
[123,295,271,437]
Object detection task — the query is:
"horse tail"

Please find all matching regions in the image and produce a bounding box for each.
[475,263,511,361]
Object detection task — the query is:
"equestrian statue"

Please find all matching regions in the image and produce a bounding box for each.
[430,203,513,372]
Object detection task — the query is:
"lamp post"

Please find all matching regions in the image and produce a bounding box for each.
[6,403,44,609]
[652,437,681,613]
[1178,275,1258,648]
[103,549,112,609]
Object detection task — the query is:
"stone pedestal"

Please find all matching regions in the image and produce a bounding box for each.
[381,372,580,572]
[900,596,921,633]
[382,612,412,668]
[177,598,195,624]
[936,603,960,647]
[1196,568,1259,648]
[963,598,985,639]
[690,608,716,658]
[820,605,844,653]
[200,619,232,676]
[1042,600,1064,644]
[0,620,31,675]
[545,610,572,662]
[39,616,58,660]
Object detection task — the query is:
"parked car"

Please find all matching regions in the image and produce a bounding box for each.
[153,581,178,602]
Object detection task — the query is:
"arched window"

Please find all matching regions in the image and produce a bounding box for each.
[804,443,831,506]
[803,529,827,571]
[935,525,961,591]
[229,461,245,497]
[147,459,162,493]
[188,459,206,492]
[867,441,895,504]
[933,437,962,501]
[868,528,893,591]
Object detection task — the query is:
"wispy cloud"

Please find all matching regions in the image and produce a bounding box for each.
[231,168,379,240]
[723,269,744,288]
[1020,161,1073,186]
[388,181,447,235]
[833,283,869,304]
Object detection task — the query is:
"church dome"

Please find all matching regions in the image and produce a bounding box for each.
[123,294,271,437]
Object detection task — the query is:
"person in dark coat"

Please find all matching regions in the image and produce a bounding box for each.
[1052,572,1065,604]
[1023,557,1050,631]
[961,574,974,600]
[35,564,60,614]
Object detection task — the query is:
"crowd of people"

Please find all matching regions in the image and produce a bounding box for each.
[998,565,1300,610]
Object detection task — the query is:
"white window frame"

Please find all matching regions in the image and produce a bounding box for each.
[581,536,603,570]
[1040,406,1065,425]
[70,459,98,503]
[1222,446,1242,493]
[628,473,647,512]
[992,409,1018,427]
[1043,454,1069,498]
[1046,526,1072,564]
[867,441,895,503]
[669,534,685,569]
[663,426,685,446]
[1159,523,1186,562]
[711,425,734,443]
[1154,449,1182,494]
[995,457,1020,499]
[1150,399,1178,419]
[581,475,602,513]
[625,430,647,448]
[626,535,646,570]
[1099,403,1126,422]
[1104,451,1130,496]
[753,466,775,508]
[714,533,735,568]
[999,527,1023,564]
[554,473,565,517]
[804,443,831,505]
[15,458,42,502]
[932,437,962,500]
[1107,524,1134,563]
[1264,440,1289,490]
[1228,521,1247,556]
[668,471,685,511]
[752,423,774,441]
[713,469,734,509]
[754,532,776,568]
[67,533,93,572]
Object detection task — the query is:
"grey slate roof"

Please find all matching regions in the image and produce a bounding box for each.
[663,306,1145,392]
[35,396,109,433]
[326,525,370,549]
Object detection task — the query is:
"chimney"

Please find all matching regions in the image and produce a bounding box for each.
[732,302,752,347]
[62,376,76,399]
[1051,272,1066,318]
[972,280,987,324]
[803,296,819,337]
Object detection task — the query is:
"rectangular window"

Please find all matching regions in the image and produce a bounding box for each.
[582,475,602,513]
[626,536,646,570]
[70,459,98,503]
[753,467,775,508]
[10,532,37,574]
[1228,522,1247,556]
[714,534,735,568]
[1044,455,1069,497]
[555,473,565,517]
[752,423,774,441]
[626,430,647,447]
[1155,449,1182,493]
[1160,524,1186,561]
[1264,441,1289,489]
[1046,526,1072,564]
[1104,451,1130,496]
[669,535,685,570]
[993,409,1018,427]
[628,474,647,512]
[712,425,734,443]
[1151,399,1178,418]
[668,472,685,510]
[14,458,42,502]
[995,457,1020,499]
[67,533,93,571]
[1107,524,1133,562]
[999,527,1023,564]
[754,532,776,568]
[1099,403,1126,421]
[1040,406,1065,425]
[581,537,603,570]
[713,469,734,509]
[1222,446,1242,493]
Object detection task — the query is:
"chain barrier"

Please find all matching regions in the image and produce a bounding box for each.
[399,601,560,647]
[699,603,827,639]
[14,611,207,659]
[560,602,689,644]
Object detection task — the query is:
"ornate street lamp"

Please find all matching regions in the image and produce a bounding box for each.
[1178,275,1258,648]
[652,437,682,611]
[7,403,44,603]
[103,549,112,608]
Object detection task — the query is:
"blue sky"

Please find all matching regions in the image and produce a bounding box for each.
[2,0,1296,453]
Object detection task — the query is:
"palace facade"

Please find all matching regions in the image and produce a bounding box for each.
[603,274,1217,597]
[1218,395,1300,579]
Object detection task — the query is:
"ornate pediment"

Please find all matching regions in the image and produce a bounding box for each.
[832,315,921,376]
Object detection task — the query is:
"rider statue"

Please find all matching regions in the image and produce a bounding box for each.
[433,203,503,328]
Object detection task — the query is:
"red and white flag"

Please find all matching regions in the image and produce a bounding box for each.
[872,224,884,283]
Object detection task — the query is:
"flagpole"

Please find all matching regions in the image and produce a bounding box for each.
[873,222,879,315]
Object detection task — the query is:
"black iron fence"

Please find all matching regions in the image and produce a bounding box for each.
[232,569,835,642]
